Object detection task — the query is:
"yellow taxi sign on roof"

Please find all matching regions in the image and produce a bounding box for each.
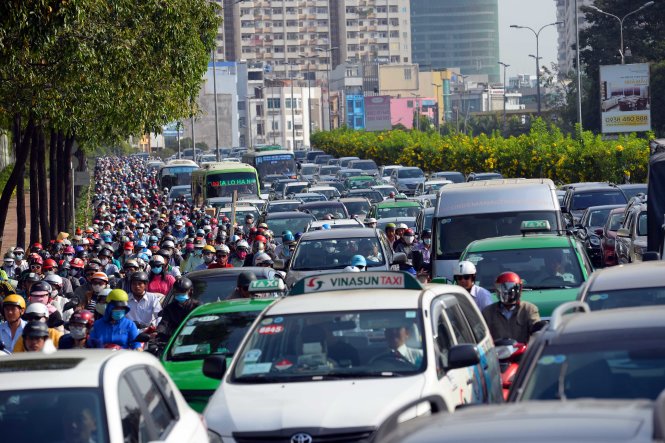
[289,271,422,295]
[520,220,551,233]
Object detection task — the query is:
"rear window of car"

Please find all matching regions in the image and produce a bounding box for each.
[572,191,626,211]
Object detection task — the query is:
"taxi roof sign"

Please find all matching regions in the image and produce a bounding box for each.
[289,271,423,296]
[249,279,285,293]
[520,220,551,234]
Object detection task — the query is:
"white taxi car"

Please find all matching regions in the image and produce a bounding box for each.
[203,271,502,443]
[0,350,209,443]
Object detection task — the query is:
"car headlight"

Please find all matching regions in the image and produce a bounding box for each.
[589,237,601,246]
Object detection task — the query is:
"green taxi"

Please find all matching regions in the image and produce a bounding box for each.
[344,175,379,190]
[458,221,594,317]
[368,198,422,220]
[161,297,275,412]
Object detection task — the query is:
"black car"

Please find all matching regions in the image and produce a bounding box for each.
[297,201,349,220]
[561,183,627,227]
[576,204,625,268]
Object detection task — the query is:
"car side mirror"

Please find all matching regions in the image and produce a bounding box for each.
[446,344,480,370]
[202,355,228,380]
[617,228,630,237]
[391,252,407,266]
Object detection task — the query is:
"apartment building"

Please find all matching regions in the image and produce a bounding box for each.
[555,0,592,75]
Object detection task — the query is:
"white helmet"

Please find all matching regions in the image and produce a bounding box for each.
[236,240,250,249]
[43,274,63,287]
[216,244,231,254]
[397,223,408,230]
[454,260,477,276]
[343,266,361,273]
[25,302,49,318]
[255,253,273,266]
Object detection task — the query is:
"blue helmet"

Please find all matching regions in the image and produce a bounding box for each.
[351,255,366,267]
[282,231,295,243]
[294,232,304,241]
[136,240,147,249]
[321,224,331,230]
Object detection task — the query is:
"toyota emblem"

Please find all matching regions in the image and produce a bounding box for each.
[290,433,313,443]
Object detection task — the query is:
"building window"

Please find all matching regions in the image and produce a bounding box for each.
[267,98,281,109]
[272,121,279,130]
[287,121,293,130]
[404,68,411,80]
[407,100,413,108]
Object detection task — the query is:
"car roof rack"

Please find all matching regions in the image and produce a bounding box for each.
[549,301,590,331]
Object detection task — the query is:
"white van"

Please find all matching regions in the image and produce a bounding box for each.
[432,179,563,280]
[203,271,503,442]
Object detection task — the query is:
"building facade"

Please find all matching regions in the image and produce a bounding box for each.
[410,0,500,82]
[555,0,592,75]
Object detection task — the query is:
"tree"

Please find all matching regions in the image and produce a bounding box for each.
[0,0,219,250]
[580,0,665,134]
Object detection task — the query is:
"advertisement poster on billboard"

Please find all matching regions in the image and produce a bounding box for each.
[364,96,392,131]
[600,63,651,134]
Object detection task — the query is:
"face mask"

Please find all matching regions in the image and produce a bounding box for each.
[100,259,109,266]
[91,284,105,293]
[151,266,162,274]
[203,255,213,264]
[237,250,247,259]
[96,302,107,315]
[111,310,125,321]
[15,253,24,260]
[174,294,189,303]
[70,269,80,277]
[424,238,432,246]
[403,236,414,245]
[29,295,49,305]
[63,255,73,263]
[69,326,87,340]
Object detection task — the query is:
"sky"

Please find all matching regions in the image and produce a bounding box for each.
[498,0,559,78]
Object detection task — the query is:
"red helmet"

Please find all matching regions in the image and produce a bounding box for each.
[404,228,415,236]
[71,258,85,269]
[249,227,258,235]
[63,246,75,254]
[31,242,43,251]
[254,235,267,245]
[43,258,58,271]
[29,254,43,265]
[69,310,95,329]
[211,218,218,225]
[495,272,522,305]
[123,241,134,251]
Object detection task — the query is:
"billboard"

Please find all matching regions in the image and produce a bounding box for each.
[364,95,392,131]
[600,63,651,133]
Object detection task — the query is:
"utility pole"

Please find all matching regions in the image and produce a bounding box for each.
[212,47,220,161]
[177,121,181,159]
[498,61,510,133]
[575,0,583,136]
[290,61,296,150]
[431,83,441,131]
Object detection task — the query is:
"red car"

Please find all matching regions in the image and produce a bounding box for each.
[601,206,626,267]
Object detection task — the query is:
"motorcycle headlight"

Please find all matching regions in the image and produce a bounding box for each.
[589,237,601,246]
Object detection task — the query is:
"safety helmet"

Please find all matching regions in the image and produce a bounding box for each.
[454,261,477,276]
[106,288,129,307]
[69,310,95,329]
[236,240,249,250]
[255,253,273,266]
[343,266,361,273]
[25,302,49,318]
[351,255,367,267]
[203,245,216,253]
[63,246,75,254]
[22,320,49,338]
[29,281,52,297]
[321,224,331,230]
[130,271,149,283]
[173,277,193,293]
[123,241,135,250]
[495,272,522,305]
[22,272,41,283]
[254,235,267,245]
[43,274,63,288]
[162,240,175,249]
[150,255,165,266]
[3,293,26,310]
[29,254,43,265]
[70,258,85,269]
[90,272,109,283]
[124,259,139,269]
[43,258,58,271]
[215,244,230,254]
[397,223,408,230]
[385,223,396,230]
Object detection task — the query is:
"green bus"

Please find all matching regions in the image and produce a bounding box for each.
[241,147,297,182]
[191,162,260,206]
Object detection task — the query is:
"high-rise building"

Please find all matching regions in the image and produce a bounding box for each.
[409,0,500,82]
[555,0,592,75]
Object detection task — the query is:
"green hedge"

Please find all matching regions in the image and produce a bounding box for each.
[310,120,651,184]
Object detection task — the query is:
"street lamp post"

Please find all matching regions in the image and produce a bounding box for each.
[299,54,313,143]
[498,61,510,132]
[588,1,654,65]
[289,61,296,150]
[316,46,338,131]
[212,47,220,161]
[410,93,421,131]
[511,21,562,115]
[431,83,441,130]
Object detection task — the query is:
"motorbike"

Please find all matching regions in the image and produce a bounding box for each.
[495,338,527,400]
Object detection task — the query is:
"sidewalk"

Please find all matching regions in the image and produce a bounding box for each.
[2,193,31,250]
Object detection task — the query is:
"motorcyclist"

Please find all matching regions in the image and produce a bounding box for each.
[2,253,17,280]
[393,228,416,257]
[181,239,206,274]
[59,310,95,349]
[208,245,234,269]
[156,277,200,343]
[127,271,162,328]
[116,259,140,292]
[146,254,175,296]
[229,271,256,299]
[453,261,493,311]
[20,321,55,353]
[0,294,26,353]
[12,247,29,273]
[384,223,397,245]
[229,240,249,267]
[482,271,541,344]
[196,245,216,270]
[13,302,62,351]
[87,289,142,350]
[274,231,296,261]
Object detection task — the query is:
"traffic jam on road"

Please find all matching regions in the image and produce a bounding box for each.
[0,148,664,443]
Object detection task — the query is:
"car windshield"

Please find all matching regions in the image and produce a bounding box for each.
[424,183,447,193]
[231,309,425,383]
[374,186,397,197]
[586,209,612,227]
[166,311,262,361]
[621,186,647,200]
[300,166,317,175]
[301,205,347,220]
[571,191,627,211]
[637,212,647,236]
[188,276,243,304]
[313,189,340,200]
[267,202,301,213]
[585,287,665,311]
[464,247,583,290]
[377,205,420,218]
[0,388,108,442]
[320,166,340,175]
[267,215,316,237]
[353,161,378,171]
[398,169,424,178]
[170,187,189,198]
[291,238,385,270]
[436,211,560,260]
[607,213,625,231]
[343,201,371,216]
[219,208,260,225]
[284,184,308,195]
[521,341,665,400]
[424,212,433,231]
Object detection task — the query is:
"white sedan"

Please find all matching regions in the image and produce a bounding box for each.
[0,350,209,442]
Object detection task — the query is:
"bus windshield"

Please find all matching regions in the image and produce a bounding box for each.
[255,154,296,178]
[206,171,259,198]
[161,166,197,188]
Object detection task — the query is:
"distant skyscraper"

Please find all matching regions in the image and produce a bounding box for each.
[410,0,500,82]
[555,0,592,75]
